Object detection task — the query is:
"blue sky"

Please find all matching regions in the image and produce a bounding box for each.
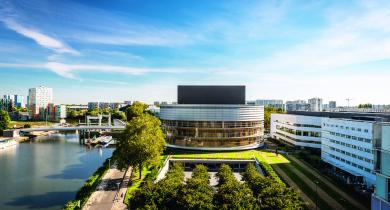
[1,0,390,105]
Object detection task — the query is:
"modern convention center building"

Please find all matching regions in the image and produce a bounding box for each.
[159,85,264,150]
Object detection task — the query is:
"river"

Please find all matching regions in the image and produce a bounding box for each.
[0,133,114,210]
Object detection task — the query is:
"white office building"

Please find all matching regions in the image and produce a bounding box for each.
[255,99,284,109]
[308,98,323,112]
[28,86,53,116]
[271,114,322,149]
[321,118,376,186]
[270,112,390,188]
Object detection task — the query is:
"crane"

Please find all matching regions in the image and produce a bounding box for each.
[346,98,353,107]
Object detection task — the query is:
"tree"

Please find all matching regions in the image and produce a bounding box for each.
[215,164,255,210]
[358,103,373,108]
[131,163,184,210]
[126,101,149,121]
[111,110,126,121]
[23,124,32,128]
[178,165,214,210]
[243,163,303,210]
[115,113,165,178]
[264,107,285,130]
[0,110,11,134]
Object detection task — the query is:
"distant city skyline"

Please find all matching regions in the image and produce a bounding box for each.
[1,0,390,105]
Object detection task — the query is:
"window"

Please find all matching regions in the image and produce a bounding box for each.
[357,128,362,131]
[364,129,369,133]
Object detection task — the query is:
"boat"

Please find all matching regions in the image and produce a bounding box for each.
[98,136,113,148]
[0,139,17,149]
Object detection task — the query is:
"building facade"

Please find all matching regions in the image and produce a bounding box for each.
[285,100,310,111]
[28,86,53,117]
[329,101,337,109]
[308,97,323,112]
[372,123,390,210]
[270,114,322,149]
[159,85,264,150]
[271,111,390,189]
[255,99,284,109]
[321,118,376,186]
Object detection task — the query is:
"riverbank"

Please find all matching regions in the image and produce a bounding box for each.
[0,134,113,210]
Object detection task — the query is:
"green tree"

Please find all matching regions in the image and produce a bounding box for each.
[111,110,126,121]
[358,103,373,108]
[115,113,165,178]
[0,110,11,134]
[215,164,254,210]
[126,101,149,121]
[178,165,214,210]
[131,163,184,210]
[264,107,285,130]
[243,163,303,210]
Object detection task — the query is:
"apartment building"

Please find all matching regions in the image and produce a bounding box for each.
[28,86,53,117]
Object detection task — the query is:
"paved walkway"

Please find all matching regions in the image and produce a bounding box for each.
[288,155,366,210]
[83,167,126,210]
[111,167,132,210]
[273,164,317,210]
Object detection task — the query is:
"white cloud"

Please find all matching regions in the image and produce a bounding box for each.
[2,18,79,55]
[45,62,192,79]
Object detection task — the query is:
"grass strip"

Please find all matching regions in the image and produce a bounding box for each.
[278,163,333,210]
[288,154,369,210]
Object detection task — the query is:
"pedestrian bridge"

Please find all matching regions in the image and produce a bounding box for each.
[20,125,126,132]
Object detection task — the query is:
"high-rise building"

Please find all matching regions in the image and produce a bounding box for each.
[285,100,310,111]
[308,98,323,112]
[329,101,337,109]
[255,99,284,109]
[28,86,53,117]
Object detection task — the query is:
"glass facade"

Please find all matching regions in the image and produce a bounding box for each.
[160,104,264,149]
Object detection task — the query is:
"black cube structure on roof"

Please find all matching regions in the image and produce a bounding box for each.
[160,85,264,151]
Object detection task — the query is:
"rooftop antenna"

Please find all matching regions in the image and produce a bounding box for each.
[346,98,353,107]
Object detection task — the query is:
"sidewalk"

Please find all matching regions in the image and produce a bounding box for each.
[83,167,127,210]
[111,167,132,210]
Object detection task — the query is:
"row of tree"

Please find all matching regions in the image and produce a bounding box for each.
[129,163,303,210]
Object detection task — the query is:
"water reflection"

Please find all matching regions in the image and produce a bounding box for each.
[0,133,113,210]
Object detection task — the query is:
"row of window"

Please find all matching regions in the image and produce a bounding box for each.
[325,131,372,144]
[323,123,369,133]
[276,125,321,137]
[328,146,373,164]
[325,137,373,154]
[325,152,374,175]
[275,132,321,144]
[275,120,321,128]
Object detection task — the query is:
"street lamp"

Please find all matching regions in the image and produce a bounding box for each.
[314,180,319,210]
[108,158,111,169]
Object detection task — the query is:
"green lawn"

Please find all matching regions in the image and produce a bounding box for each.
[287,154,368,210]
[124,167,152,205]
[168,149,290,165]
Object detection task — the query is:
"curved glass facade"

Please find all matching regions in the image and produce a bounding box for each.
[160,105,264,149]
